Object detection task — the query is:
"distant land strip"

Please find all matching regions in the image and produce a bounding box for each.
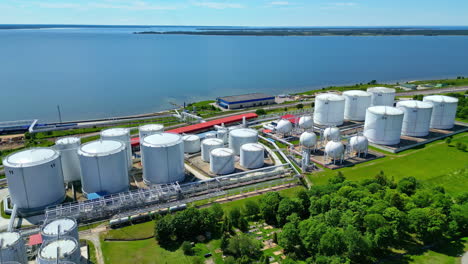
[134,29,468,36]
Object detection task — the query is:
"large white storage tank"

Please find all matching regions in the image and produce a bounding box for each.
[229,128,259,155]
[364,106,404,145]
[139,124,164,139]
[313,93,345,126]
[343,90,372,121]
[78,140,129,196]
[240,143,265,169]
[41,218,79,243]
[55,137,82,183]
[396,100,433,137]
[183,135,201,153]
[201,138,224,162]
[0,232,27,263]
[367,87,396,106]
[323,127,340,141]
[423,95,459,129]
[3,148,65,213]
[298,115,313,129]
[141,133,185,184]
[37,237,81,264]
[210,148,235,175]
[100,128,132,168]
[275,119,293,134]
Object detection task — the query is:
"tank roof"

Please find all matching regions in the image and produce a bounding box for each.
[316,93,345,101]
[241,143,265,151]
[368,106,403,115]
[423,95,459,103]
[101,128,129,137]
[79,140,124,157]
[367,87,396,93]
[230,128,258,137]
[202,138,224,145]
[56,137,80,145]
[343,90,371,97]
[0,232,20,247]
[140,124,164,131]
[143,133,182,147]
[42,218,76,235]
[397,100,433,109]
[183,135,200,141]
[211,148,234,156]
[40,239,77,259]
[3,148,59,168]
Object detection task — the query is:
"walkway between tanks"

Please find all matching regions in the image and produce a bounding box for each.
[80,224,107,264]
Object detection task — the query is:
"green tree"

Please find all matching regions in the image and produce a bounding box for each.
[272,231,278,244]
[445,137,452,145]
[244,200,260,217]
[255,109,267,116]
[226,234,262,259]
[259,192,282,224]
[318,227,346,256]
[296,103,304,109]
[408,207,447,243]
[279,221,301,252]
[277,198,301,226]
[181,241,193,255]
[220,234,229,251]
[210,203,224,222]
[397,177,418,196]
[229,208,242,227]
[154,214,175,245]
[238,216,249,232]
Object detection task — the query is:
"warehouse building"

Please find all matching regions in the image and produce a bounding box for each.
[217,93,275,109]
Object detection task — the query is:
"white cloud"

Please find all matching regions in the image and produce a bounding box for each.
[270,1,290,5]
[330,2,357,7]
[321,2,357,9]
[37,3,82,9]
[35,1,181,10]
[193,2,244,9]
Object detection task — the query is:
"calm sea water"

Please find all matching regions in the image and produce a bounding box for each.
[1,26,468,122]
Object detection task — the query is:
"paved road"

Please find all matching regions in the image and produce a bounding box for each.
[462,251,468,264]
[396,86,468,96]
[80,225,107,264]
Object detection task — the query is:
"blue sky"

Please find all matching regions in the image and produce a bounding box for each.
[0,0,467,26]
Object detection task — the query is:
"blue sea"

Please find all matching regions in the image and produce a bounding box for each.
[1,25,468,122]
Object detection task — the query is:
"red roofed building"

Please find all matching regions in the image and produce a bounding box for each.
[281,114,298,124]
[28,233,43,246]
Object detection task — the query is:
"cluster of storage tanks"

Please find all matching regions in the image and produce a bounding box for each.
[0,217,80,264]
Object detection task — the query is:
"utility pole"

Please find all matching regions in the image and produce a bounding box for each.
[57,105,62,123]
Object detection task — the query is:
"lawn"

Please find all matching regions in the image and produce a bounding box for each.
[105,221,154,240]
[307,133,468,194]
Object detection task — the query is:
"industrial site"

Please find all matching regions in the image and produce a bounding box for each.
[0,86,466,264]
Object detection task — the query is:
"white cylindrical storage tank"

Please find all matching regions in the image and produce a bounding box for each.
[217,129,228,143]
[41,218,79,243]
[100,128,132,169]
[3,148,65,213]
[325,140,345,160]
[0,232,27,263]
[423,95,459,129]
[275,119,293,134]
[37,237,80,264]
[229,128,258,155]
[240,143,265,169]
[300,132,317,148]
[78,140,129,196]
[364,106,404,145]
[139,124,164,139]
[298,115,313,129]
[313,93,345,126]
[182,135,201,153]
[55,137,82,183]
[367,87,396,106]
[205,132,217,139]
[201,138,224,162]
[396,100,433,136]
[349,135,368,154]
[323,127,340,141]
[210,148,235,175]
[343,90,372,121]
[141,133,185,184]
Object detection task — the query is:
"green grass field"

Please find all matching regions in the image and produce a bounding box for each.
[308,133,468,194]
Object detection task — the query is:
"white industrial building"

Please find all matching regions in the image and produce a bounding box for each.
[217,93,275,109]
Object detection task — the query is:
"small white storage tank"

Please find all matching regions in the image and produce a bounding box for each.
[3,148,65,213]
[101,128,132,169]
[141,133,185,184]
[55,137,82,183]
[229,128,258,155]
[37,237,80,264]
[367,87,396,106]
[41,218,79,242]
[298,115,313,129]
[0,232,27,263]
[139,124,164,139]
[313,93,345,126]
[217,129,228,143]
[78,140,129,196]
[343,90,372,121]
[364,106,404,145]
[396,100,433,136]
[423,95,459,129]
[240,143,265,169]
[275,119,293,134]
[201,138,224,162]
[210,148,235,175]
[205,132,217,139]
[349,135,368,156]
[183,135,201,153]
[325,140,345,161]
[323,127,340,141]
[300,132,317,149]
